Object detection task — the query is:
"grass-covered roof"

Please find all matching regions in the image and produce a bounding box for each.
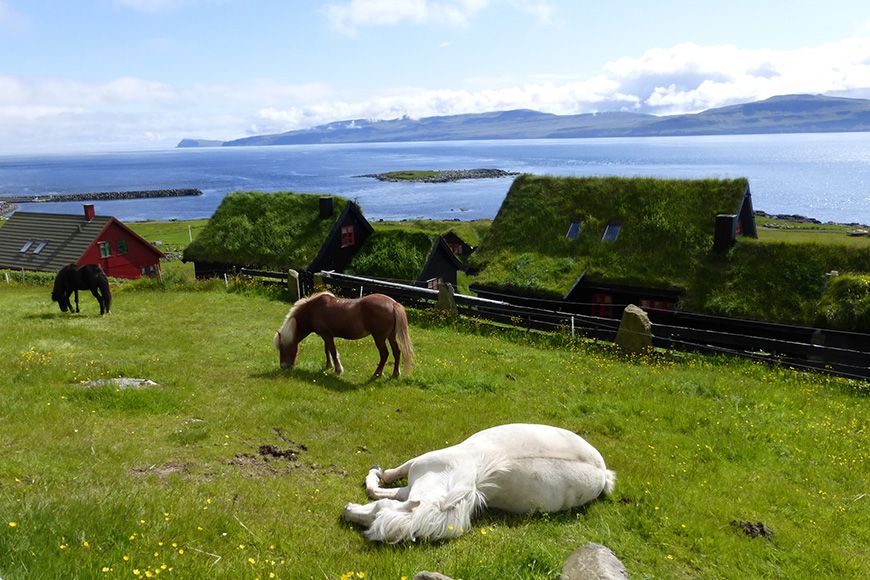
[183,191,349,270]
[470,175,750,296]
[346,230,434,282]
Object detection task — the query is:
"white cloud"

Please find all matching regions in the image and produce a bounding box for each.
[324,0,551,35]
[602,39,870,114]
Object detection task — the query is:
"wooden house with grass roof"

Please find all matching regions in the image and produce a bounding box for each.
[182,191,373,280]
[347,230,465,288]
[468,175,756,317]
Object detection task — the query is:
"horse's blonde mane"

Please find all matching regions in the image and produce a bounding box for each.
[276,291,335,346]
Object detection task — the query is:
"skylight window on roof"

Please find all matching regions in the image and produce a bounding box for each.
[602,223,622,241]
[566,220,581,240]
[19,240,33,253]
[33,241,48,254]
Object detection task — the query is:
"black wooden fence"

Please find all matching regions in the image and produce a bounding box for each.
[235,268,870,381]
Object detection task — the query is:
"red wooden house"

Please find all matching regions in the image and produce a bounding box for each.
[0,204,163,278]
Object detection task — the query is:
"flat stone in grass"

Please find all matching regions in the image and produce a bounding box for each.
[81,378,161,389]
[560,542,629,580]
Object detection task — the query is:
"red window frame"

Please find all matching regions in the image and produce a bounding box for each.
[341,224,356,248]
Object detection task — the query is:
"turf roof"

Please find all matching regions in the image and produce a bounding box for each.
[182,191,350,270]
[346,230,434,283]
[469,175,750,296]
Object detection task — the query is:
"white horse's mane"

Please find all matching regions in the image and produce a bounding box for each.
[365,454,507,543]
[275,291,335,347]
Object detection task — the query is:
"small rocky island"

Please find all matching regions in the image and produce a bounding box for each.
[358,168,519,183]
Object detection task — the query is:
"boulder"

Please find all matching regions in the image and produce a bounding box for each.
[560,542,629,580]
[413,572,454,580]
[615,304,652,355]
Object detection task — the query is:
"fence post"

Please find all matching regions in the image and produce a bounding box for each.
[223,273,229,288]
[287,269,300,302]
[435,282,458,317]
[571,315,575,338]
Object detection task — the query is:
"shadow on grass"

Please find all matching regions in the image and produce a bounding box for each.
[24,311,73,320]
[336,501,603,550]
[250,366,396,392]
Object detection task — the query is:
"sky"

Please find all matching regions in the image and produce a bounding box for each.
[1,0,869,153]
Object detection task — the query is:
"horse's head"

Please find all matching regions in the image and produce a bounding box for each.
[51,289,69,312]
[274,317,300,369]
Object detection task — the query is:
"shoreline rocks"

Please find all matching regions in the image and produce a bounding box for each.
[358,168,519,183]
[3,188,203,205]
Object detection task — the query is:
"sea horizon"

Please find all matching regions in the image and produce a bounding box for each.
[1,132,869,226]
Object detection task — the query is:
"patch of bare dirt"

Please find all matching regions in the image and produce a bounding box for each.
[731,520,774,539]
[227,432,346,477]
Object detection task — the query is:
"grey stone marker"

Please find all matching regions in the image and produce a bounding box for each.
[615,304,652,355]
[560,542,629,580]
[287,269,300,302]
[436,281,458,316]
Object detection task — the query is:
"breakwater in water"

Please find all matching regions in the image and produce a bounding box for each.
[0,188,203,217]
[3,188,202,204]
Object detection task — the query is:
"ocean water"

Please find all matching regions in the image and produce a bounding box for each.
[1,132,869,224]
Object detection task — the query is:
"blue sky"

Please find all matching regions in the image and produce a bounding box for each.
[1,0,869,152]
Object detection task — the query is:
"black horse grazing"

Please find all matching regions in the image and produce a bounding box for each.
[52,264,112,315]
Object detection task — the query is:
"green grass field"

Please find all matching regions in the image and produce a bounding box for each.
[0,278,867,579]
[756,217,870,248]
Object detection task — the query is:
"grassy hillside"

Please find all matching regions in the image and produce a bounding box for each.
[0,278,866,578]
[691,240,870,327]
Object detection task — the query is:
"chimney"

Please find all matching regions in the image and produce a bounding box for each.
[83,204,95,222]
[319,196,334,219]
[713,214,737,253]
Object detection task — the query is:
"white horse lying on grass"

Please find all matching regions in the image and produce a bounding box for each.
[342,423,615,543]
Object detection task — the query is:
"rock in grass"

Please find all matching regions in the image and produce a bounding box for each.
[82,378,160,389]
[615,304,652,355]
[560,542,629,579]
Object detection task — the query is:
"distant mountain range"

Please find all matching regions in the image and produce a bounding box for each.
[177,94,870,148]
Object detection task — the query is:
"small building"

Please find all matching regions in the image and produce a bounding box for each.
[182,191,374,281]
[442,230,475,259]
[417,236,466,288]
[346,230,465,289]
[0,204,163,278]
[469,175,758,317]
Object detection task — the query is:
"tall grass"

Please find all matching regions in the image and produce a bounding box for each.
[0,282,866,579]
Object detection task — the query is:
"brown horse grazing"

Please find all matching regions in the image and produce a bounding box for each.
[274,292,414,378]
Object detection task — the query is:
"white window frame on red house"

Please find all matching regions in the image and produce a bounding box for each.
[340,224,356,248]
[99,241,111,258]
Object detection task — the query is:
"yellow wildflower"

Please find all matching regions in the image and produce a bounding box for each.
[8,521,17,528]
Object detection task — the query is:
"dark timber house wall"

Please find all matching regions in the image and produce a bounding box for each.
[416,236,465,288]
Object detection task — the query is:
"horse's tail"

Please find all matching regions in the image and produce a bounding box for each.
[97,266,112,313]
[365,454,506,543]
[602,469,616,497]
[393,302,414,375]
